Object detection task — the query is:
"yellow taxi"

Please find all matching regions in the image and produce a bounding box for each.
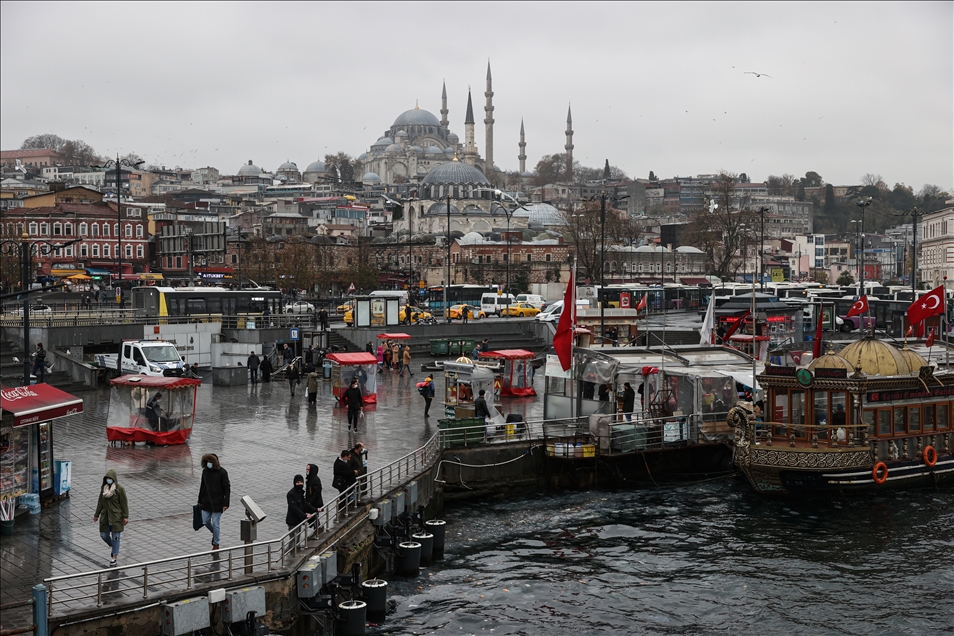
[399,306,433,323]
[337,300,354,314]
[448,304,486,320]
[503,302,541,317]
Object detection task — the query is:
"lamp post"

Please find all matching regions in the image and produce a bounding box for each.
[855,197,873,296]
[758,206,769,292]
[476,188,528,297]
[1,233,82,385]
[381,194,420,291]
[895,207,923,297]
[445,193,451,322]
[95,155,144,290]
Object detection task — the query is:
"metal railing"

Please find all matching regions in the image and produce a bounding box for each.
[42,433,443,617]
[0,311,312,329]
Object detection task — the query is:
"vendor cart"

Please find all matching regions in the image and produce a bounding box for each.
[327,352,378,404]
[477,349,536,396]
[106,375,201,445]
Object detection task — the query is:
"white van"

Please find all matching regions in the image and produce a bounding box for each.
[369,289,409,306]
[480,292,516,316]
[534,299,590,322]
[95,340,186,376]
[515,294,544,309]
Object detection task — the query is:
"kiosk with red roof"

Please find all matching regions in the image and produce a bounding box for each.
[327,352,378,404]
[477,349,536,397]
[106,375,202,445]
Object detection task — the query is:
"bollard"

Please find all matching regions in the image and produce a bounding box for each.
[411,532,434,566]
[424,519,446,560]
[396,541,422,577]
[337,600,367,636]
[33,584,49,636]
[361,578,388,623]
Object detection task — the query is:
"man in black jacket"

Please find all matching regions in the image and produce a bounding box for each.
[259,356,273,382]
[247,351,260,383]
[333,449,357,517]
[342,378,363,431]
[285,474,316,531]
[622,382,636,422]
[197,453,230,549]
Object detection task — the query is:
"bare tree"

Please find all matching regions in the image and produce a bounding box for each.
[20,133,67,152]
[323,152,359,184]
[861,173,884,187]
[59,140,101,166]
[766,173,795,196]
[684,173,758,280]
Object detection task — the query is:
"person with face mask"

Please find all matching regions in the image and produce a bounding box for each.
[342,378,363,431]
[285,474,317,531]
[197,454,230,549]
[93,469,129,567]
[305,463,323,512]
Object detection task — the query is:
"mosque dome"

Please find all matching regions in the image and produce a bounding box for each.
[427,202,460,215]
[448,132,459,144]
[513,202,562,226]
[395,130,408,138]
[521,171,533,178]
[373,137,393,146]
[675,246,704,253]
[237,160,262,176]
[807,351,855,374]
[838,338,912,377]
[357,153,368,161]
[443,147,455,154]
[459,231,486,244]
[393,108,440,127]
[362,172,382,183]
[385,144,403,154]
[421,161,491,186]
[898,347,928,374]
[304,160,326,173]
[409,146,423,153]
[278,161,298,171]
[635,245,666,253]
[425,146,443,154]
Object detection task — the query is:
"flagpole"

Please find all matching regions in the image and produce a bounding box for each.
[570,257,577,402]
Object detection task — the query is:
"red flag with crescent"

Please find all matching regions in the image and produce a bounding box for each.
[636,294,647,312]
[927,326,936,347]
[553,271,575,371]
[907,285,945,325]
[846,295,868,319]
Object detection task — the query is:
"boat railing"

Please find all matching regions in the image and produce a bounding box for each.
[42,433,442,617]
[756,420,870,448]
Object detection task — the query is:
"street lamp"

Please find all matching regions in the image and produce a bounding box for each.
[381,194,420,291]
[757,206,769,292]
[855,197,873,295]
[96,155,144,290]
[476,188,528,296]
[445,193,452,322]
[1,232,82,385]
[895,207,923,297]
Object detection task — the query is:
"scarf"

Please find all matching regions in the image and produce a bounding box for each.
[102,483,117,499]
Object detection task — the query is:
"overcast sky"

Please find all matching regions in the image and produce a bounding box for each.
[2,2,951,190]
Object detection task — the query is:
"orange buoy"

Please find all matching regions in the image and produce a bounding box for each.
[923,445,938,468]
[872,462,888,485]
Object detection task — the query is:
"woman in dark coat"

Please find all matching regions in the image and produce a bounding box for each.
[259,356,273,382]
[305,463,323,511]
[285,474,316,530]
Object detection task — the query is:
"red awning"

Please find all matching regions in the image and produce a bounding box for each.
[326,352,378,365]
[479,349,534,360]
[376,333,411,340]
[1,384,84,427]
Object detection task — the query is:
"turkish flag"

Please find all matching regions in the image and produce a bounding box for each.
[927,326,936,347]
[723,310,750,341]
[907,285,945,326]
[846,296,868,319]
[636,294,647,312]
[553,271,575,371]
[906,325,913,337]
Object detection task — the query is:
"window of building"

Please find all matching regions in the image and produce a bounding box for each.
[103,223,109,237]
[53,222,62,236]
[79,222,88,236]
[92,244,100,257]
[29,222,38,235]
[545,253,552,262]
[92,223,99,237]
[136,225,144,238]
[103,244,110,258]
[125,244,132,258]
[231,254,237,264]
[526,254,531,262]
[39,222,48,236]
[125,224,132,238]
[136,245,143,258]
[80,244,88,257]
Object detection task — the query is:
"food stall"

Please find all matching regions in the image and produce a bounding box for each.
[442,359,499,418]
[1,384,84,510]
[106,375,202,445]
[477,349,536,397]
[327,352,378,404]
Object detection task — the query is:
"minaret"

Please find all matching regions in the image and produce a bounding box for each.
[564,104,574,181]
[484,61,494,176]
[464,88,477,165]
[518,118,527,174]
[440,80,449,128]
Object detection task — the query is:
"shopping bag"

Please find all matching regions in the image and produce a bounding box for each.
[193,505,204,531]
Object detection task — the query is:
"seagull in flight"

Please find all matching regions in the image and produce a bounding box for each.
[745,71,773,78]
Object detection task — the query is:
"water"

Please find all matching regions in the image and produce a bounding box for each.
[378,481,953,635]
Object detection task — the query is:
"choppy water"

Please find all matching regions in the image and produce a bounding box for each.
[378,481,954,635]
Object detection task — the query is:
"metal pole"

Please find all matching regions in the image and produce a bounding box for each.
[445,194,450,322]
[600,192,606,345]
[911,208,919,296]
[759,207,765,292]
[116,156,122,292]
[408,203,413,290]
[22,236,31,386]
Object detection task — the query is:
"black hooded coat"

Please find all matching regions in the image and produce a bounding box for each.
[198,453,230,512]
[305,463,323,510]
[285,475,316,527]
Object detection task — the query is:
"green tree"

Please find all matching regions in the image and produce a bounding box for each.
[801,171,824,188]
[324,152,359,184]
[836,271,854,286]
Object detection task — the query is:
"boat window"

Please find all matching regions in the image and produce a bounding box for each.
[877,409,891,436]
[831,393,848,428]
[863,410,875,442]
[939,403,949,429]
[773,391,789,437]
[924,405,935,431]
[909,407,921,432]
[813,391,829,440]
[893,408,905,434]
[791,390,805,437]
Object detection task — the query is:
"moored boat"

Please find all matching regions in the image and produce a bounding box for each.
[733,337,954,494]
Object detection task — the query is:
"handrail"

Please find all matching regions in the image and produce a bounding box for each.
[42,432,442,617]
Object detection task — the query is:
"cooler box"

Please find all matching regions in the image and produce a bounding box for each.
[54,460,72,495]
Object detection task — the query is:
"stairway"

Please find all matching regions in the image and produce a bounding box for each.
[0,339,87,392]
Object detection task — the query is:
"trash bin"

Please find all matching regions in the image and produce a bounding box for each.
[54,459,72,495]
[447,340,461,356]
[430,339,448,356]
[461,339,475,355]
[323,359,333,380]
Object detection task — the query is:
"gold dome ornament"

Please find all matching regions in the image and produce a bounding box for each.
[837,336,912,377]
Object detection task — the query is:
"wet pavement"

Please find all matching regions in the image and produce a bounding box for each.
[0,359,545,628]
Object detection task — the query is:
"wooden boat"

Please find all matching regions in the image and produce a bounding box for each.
[732,337,954,494]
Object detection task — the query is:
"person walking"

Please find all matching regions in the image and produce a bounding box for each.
[259,355,273,383]
[318,307,329,331]
[282,344,294,367]
[622,382,636,422]
[390,341,400,372]
[93,469,129,567]
[332,449,357,516]
[197,453,230,550]
[305,463,323,513]
[247,351,260,384]
[376,343,385,370]
[32,343,47,383]
[401,344,413,377]
[342,378,363,431]
[285,474,317,531]
[348,442,367,500]
[383,341,392,370]
[422,375,435,417]
[287,361,300,397]
[474,389,491,422]
[306,366,319,405]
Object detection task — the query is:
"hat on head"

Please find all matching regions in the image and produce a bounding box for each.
[294,474,304,485]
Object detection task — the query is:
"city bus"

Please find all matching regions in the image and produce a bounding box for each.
[131,286,284,323]
[426,285,499,314]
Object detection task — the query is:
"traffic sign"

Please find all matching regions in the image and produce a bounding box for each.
[290,328,300,341]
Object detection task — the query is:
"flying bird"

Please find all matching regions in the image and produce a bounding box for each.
[745,72,772,78]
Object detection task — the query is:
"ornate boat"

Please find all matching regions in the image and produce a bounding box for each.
[732,337,954,494]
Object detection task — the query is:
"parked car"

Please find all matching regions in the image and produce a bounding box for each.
[399,307,434,323]
[285,301,315,314]
[503,302,541,317]
[448,304,486,320]
[337,300,354,314]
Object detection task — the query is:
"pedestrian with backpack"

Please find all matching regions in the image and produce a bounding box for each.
[420,375,435,417]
